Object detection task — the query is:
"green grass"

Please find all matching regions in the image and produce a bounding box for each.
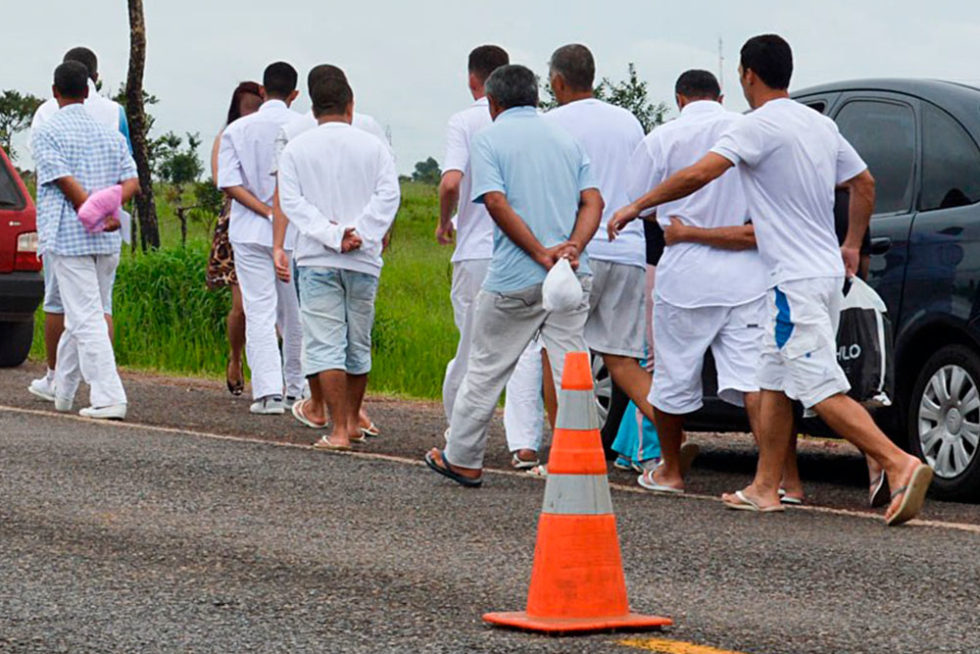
[30,181,456,399]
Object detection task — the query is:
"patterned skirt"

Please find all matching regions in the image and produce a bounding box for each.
[206,197,237,289]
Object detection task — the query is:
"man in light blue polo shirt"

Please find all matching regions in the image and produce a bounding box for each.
[425,64,603,487]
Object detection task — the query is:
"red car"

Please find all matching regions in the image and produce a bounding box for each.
[0,147,42,366]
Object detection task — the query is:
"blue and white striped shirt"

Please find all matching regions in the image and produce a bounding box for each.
[31,104,137,256]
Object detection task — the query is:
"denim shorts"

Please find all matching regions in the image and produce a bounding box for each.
[297,266,379,376]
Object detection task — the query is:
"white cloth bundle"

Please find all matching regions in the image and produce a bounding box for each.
[542,257,583,312]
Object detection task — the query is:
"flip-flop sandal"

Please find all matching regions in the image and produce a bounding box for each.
[511,453,540,470]
[349,433,367,444]
[777,488,805,505]
[312,436,351,451]
[723,489,785,513]
[291,399,327,430]
[360,423,381,438]
[425,449,482,488]
[679,442,700,477]
[869,472,889,508]
[637,470,684,494]
[885,463,933,526]
[527,464,548,477]
[613,455,635,471]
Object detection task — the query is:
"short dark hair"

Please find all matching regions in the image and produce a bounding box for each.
[549,44,595,92]
[54,61,90,99]
[674,70,721,100]
[263,61,298,99]
[740,34,793,90]
[63,47,98,81]
[468,45,509,84]
[308,65,353,117]
[485,64,538,110]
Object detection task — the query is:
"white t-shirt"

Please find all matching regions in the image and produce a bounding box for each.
[442,97,494,263]
[544,98,645,268]
[711,98,867,287]
[628,100,767,307]
[278,122,400,277]
[271,110,391,175]
[217,99,299,248]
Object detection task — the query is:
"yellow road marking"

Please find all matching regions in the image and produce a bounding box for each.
[618,636,750,654]
[2,404,979,534]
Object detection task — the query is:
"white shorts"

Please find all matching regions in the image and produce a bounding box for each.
[650,296,766,414]
[584,260,646,359]
[758,277,851,409]
[43,253,116,315]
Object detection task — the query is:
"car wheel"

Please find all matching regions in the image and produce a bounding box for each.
[0,318,34,367]
[907,344,980,501]
[591,352,611,428]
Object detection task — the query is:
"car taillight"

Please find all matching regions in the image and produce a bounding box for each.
[15,232,42,272]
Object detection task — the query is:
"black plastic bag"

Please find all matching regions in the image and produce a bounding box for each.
[836,277,894,407]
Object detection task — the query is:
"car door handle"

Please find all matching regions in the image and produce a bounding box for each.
[870,237,892,255]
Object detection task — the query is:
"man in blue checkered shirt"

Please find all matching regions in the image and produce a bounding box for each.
[31,61,140,420]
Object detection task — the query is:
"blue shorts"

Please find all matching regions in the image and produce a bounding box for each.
[297,266,378,376]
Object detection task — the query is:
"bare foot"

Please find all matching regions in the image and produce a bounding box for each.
[884,456,932,524]
[427,448,481,480]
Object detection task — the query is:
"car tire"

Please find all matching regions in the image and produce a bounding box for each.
[907,344,980,501]
[0,318,34,367]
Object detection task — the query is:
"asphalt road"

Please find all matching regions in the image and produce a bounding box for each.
[1,365,979,653]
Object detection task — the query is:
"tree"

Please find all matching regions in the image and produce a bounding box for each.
[125,0,160,251]
[154,131,205,247]
[540,63,670,133]
[0,90,43,161]
[412,157,441,185]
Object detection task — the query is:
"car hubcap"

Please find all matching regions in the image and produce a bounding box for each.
[918,364,980,479]
[591,354,611,428]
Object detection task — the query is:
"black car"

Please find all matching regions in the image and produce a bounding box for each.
[599,79,980,501]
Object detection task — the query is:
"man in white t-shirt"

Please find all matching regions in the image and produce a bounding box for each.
[27,46,132,405]
[218,61,304,415]
[613,69,769,493]
[436,45,546,469]
[542,44,657,465]
[610,34,931,526]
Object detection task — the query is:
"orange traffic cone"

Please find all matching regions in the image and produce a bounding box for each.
[483,351,672,634]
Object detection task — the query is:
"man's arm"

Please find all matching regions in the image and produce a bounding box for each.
[436,170,461,245]
[354,149,401,248]
[609,152,734,238]
[223,186,273,219]
[559,188,603,266]
[217,128,273,219]
[840,169,875,277]
[664,217,756,251]
[54,176,89,211]
[482,191,555,270]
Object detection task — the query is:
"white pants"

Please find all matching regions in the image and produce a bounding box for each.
[50,253,126,407]
[231,242,304,400]
[443,259,544,453]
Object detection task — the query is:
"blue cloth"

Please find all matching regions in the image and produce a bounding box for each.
[118,106,133,154]
[297,266,379,376]
[774,286,794,349]
[469,106,596,293]
[612,400,661,464]
[32,104,137,257]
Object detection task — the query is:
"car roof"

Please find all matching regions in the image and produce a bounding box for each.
[793,78,980,137]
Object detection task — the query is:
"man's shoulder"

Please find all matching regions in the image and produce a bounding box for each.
[449,102,491,132]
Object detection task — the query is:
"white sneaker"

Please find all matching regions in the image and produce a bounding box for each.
[250,396,284,415]
[284,396,299,410]
[79,404,127,420]
[54,396,73,412]
[28,376,56,402]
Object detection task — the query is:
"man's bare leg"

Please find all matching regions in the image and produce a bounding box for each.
[44,312,64,370]
[302,374,328,426]
[812,393,924,521]
[723,390,794,508]
[650,407,685,489]
[541,349,558,431]
[604,354,655,423]
[346,374,369,441]
[317,369,350,447]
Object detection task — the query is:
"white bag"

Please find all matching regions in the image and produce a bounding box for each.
[542,258,583,313]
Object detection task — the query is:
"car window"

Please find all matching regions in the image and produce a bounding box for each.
[835,100,916,215]
[0,160,24,210]
[920,103,980,211]
[805,100,827,114]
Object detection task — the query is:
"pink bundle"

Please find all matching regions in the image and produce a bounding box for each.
[77,184,122,233]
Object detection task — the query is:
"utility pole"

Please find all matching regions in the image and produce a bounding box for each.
[718,36,725,92]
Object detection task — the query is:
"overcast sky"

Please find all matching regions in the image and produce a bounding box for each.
[5,1,980,174]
